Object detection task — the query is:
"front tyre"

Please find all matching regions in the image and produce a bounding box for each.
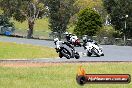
[101,53,104,56]
[59,53,63,58]
[78,43,82,47]
[92,48,100,57]
[87,51,92,57]
[61,49,71,59]
[75,52,80,59]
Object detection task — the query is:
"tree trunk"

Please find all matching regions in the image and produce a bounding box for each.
[27,17,34,39]
[58,31,62,40]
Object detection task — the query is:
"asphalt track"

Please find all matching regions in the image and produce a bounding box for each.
[0,36,132,62]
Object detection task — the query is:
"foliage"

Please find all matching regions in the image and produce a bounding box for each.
[103,0,132,38]
[97,25,122,38]
[0,8,3,14]
[0,0,46,22]
[74,7,102,37]
[75,0,103,9]
[0,15,15,35]
[0,0,46,38]
[96,25,122,44]
[45,0,77,39]
[71,0,107,25]
[0,15,14,27]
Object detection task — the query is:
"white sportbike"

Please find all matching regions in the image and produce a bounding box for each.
[85,41,104,57]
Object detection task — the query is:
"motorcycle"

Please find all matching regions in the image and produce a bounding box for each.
[54,38,80,59]
[83,40,104,57]
[65,33,81,47]
[70,35,81,47]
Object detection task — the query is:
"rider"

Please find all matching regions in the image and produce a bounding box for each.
[82,35,88,49]
[64,32,72,42]
[54,38,74,51]
[54,38,61,50]
[82,35,98,49]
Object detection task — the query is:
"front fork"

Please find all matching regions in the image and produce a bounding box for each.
[71,49,75,58]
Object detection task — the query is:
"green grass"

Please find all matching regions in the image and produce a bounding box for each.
[0,42,57,59]
[11,18,51,38]
[11,18,49,31]
[0,62,132,88]
[11,18,74,38]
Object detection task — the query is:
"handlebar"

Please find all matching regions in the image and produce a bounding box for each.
[62,42,75,49]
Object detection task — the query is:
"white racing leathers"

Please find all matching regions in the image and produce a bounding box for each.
[85,42,104,57]
[55,41,73,55]
[54,40,80,59]
[70,35,78,43]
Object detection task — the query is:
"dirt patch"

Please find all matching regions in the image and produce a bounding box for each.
[0,62,66,67]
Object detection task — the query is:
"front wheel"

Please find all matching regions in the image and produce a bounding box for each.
[87,51,92,57]
[92,48,100,57]
[61,49,71,59]
[59,53,63,58]
[78,43,82,47]
[75,52,80,59]
[101,53,104,56]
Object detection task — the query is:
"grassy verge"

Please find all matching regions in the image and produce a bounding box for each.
[0,42,57,59]
[0,62,132,88]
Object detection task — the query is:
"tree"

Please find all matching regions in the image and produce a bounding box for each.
[0,0,46,38]
[0,15,13,27]
[0,8,3,14]
[45,0,78,39]
[70,0,107,24]
[0,14,15,35]
[74,7,102,37]
[75,0,103,10]
[103,0,132,38]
